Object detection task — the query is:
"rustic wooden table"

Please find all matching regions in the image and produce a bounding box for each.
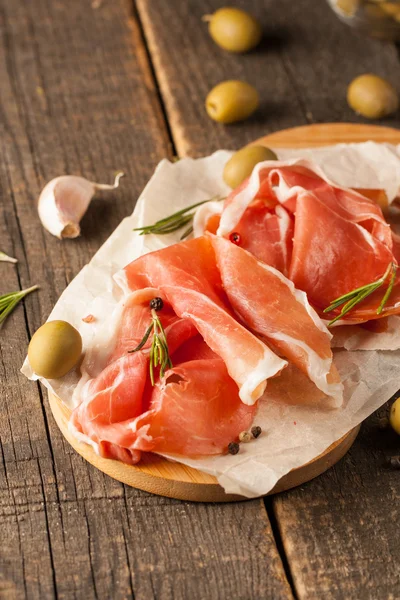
[2,1,400,598]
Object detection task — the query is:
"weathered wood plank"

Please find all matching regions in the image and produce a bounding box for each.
[136,0,400,157]
[0,0,292,598]
[136,1,400,598]
[274,408,400,600]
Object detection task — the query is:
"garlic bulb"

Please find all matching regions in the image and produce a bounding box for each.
[38,172,124,239]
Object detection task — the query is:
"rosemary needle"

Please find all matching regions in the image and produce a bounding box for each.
[0,285,39,329]
[180,225,194,240]
[134,195,225,237]
[377,263,397,314]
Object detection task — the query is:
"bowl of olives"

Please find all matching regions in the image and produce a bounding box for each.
[327,0,400,40]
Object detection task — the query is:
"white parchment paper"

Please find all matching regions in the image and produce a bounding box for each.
[21,142,400,498]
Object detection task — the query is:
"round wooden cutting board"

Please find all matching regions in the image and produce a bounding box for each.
[49,122,400,502]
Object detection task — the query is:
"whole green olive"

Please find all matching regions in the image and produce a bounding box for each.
[347,74,399,119]
[390,398,400,434]
[381,2,400,18]
[205,7,262,53]
[223,145,278,188]
[335,0,360,18]
[205,80,259,124]
[28,320,82,379]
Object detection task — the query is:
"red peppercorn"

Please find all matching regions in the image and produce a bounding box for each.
[229,232,241,245]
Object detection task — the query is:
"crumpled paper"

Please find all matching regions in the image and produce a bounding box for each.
[22,142,400,498]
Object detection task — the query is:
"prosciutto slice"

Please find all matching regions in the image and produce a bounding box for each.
[214,159,398,323]
[210,235,343,405]
[289,190,393,311]
[228,202,293,275]
[121,236,287,405]
[70,351,150,464]
[133,356,257,457]
[70,325,257,462]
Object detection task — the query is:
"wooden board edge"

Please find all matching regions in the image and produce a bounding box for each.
[49,391,359,502]
[252,122,400,148]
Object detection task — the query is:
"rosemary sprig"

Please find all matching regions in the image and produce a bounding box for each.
[0,285,39,329]
[0,251,17,264]
[128,308,172,384]
[134,195,224,239]
[324,262,397,325]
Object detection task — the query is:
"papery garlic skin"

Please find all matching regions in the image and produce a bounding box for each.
[38,173,124,239]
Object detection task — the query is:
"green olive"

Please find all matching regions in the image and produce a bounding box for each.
[206,80,259,124]
[335,0,360,18]
[390,398,400,434]
[364,4,388,20]
[223,145,278,188]
[381,2,400,17]
[205,7,262,53]
[347,74,399,119]
[28,320,82,379]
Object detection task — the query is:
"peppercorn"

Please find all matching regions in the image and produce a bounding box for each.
[239,431,252,443]
[150,297,164,311]
[251,425,262,439]
[228,441,240,455]
[229,232,241,245]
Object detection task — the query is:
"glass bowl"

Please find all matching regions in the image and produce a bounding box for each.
[327,0,400,40]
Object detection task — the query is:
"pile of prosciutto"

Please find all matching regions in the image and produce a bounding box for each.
[70,159,400,466]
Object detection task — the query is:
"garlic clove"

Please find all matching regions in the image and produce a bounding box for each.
[38,172,124,239]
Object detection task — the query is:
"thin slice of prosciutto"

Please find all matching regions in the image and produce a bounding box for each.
[214,159,398,323]
[70,317,257,462]
[133,356,257,457]
[210,235,343,405]
[121,236,287,405]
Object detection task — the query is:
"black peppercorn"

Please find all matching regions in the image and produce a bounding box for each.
[228,442,240,455]
[251,426,262,439]
[150,297,164,311]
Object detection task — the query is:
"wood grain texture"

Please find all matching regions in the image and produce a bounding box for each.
[274,406,400,600]
[0,0,292,598]
[136,0,400,157]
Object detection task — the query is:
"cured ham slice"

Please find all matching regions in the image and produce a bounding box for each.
[82,289,197,378]
[70,292,199,463]
[133,358,257,457]
[71,331,257,463]
[229,202,293,275]
[70,351,150,464]
[121,236,287,405]
[289,190,393,311]
[218,159,391,246]
[211,235,343,405]
[213,159,398,323]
